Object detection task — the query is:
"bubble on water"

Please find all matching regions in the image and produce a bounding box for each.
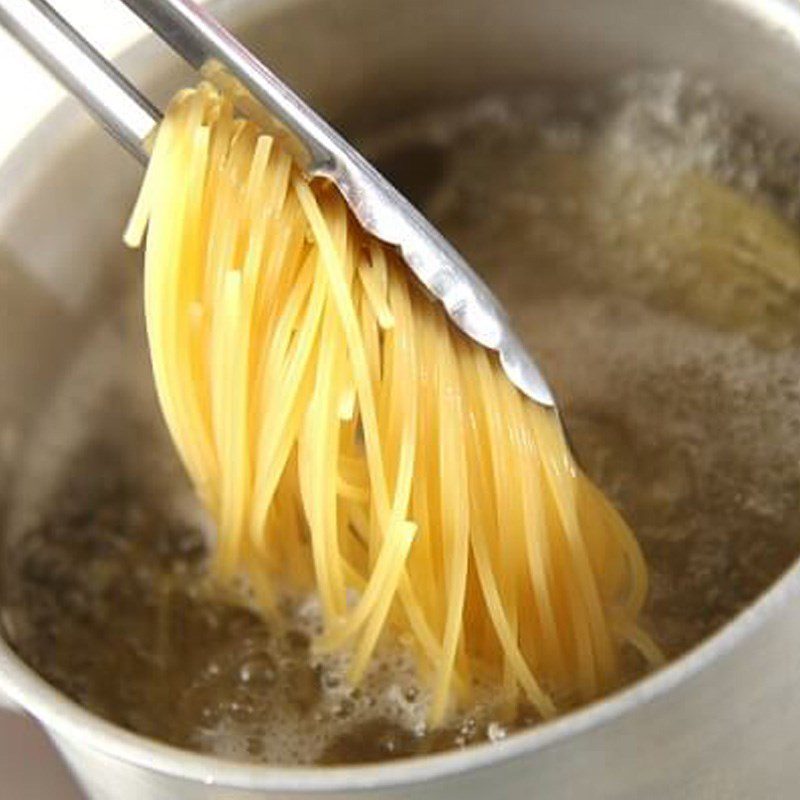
[487,722,508,742]
[238,654,276,687]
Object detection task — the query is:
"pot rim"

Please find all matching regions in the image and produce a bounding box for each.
[2,0,800,791]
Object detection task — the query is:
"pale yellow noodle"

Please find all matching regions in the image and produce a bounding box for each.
[128,84,662,726]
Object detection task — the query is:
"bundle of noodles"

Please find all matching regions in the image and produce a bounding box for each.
[125,83,662,724]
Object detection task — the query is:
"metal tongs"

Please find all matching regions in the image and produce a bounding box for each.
[0,0,555,409]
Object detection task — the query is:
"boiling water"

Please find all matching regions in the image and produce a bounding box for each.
[4,73,800,764]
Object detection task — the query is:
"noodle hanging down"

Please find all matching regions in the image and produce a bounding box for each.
[125,84,662,725]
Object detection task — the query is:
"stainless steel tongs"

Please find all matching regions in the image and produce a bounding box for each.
[0,0,555,409]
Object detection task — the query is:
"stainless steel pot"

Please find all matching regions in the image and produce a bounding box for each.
[2,0,800,797]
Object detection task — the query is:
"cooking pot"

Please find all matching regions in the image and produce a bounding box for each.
[2,0,800,797]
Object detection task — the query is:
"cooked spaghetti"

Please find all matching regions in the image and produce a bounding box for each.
[125,83,661,724]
